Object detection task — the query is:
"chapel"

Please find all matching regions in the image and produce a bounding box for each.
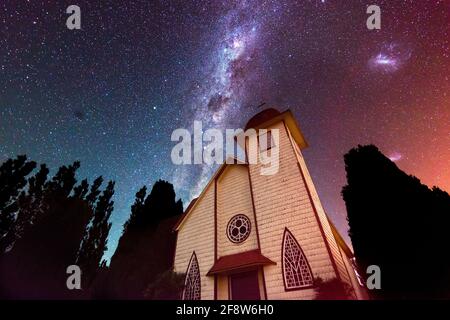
[173,108,366,300]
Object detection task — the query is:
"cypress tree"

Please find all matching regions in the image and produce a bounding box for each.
[342,145,450,299]
[104,180,183,299]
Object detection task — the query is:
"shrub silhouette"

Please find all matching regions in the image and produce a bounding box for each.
[144,269,185,300]
[314,277,353,300]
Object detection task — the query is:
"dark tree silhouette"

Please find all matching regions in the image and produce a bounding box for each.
[0,163,48,253]
[0,198,92,299]
[342,145,450,299]
[86,176,103,207]
[103,180,183,299]
[0,155,36,240]
[77,180,115,285]
[73,178,89,200]
[124,185,147,231]
[45,162,80,197]
[0,155,182,299]
[0,162,91,298]
[0,158,114,299]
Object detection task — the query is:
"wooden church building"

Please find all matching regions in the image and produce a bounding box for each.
[173,108,366,300]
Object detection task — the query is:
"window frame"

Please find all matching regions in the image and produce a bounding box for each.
[226,214,251,244]
[281,228,314,291]
[182,251,201,300]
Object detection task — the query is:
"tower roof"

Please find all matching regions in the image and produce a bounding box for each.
[238,108,308,150]
[245,108,281,130]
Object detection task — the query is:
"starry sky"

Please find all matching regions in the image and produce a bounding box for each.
[1,0,449,260]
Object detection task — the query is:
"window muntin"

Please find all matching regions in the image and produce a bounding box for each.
[282,228,314,290]
[183,252,201,300]
[227,214,251,243]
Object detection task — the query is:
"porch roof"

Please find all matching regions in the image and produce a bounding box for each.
[207,249,276,276]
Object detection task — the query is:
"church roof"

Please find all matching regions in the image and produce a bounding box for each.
[206,249,276,276]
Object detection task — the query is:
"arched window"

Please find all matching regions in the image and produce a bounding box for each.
[183,251,201,300]
[282,228,314,290]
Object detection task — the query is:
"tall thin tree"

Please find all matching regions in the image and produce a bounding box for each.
[77,180,115,285]
[0,155,36,240]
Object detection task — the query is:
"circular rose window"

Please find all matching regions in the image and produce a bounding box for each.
[227,214,251,243]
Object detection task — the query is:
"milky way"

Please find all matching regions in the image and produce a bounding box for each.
[1,0,449,260]
[177,1,278,197]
